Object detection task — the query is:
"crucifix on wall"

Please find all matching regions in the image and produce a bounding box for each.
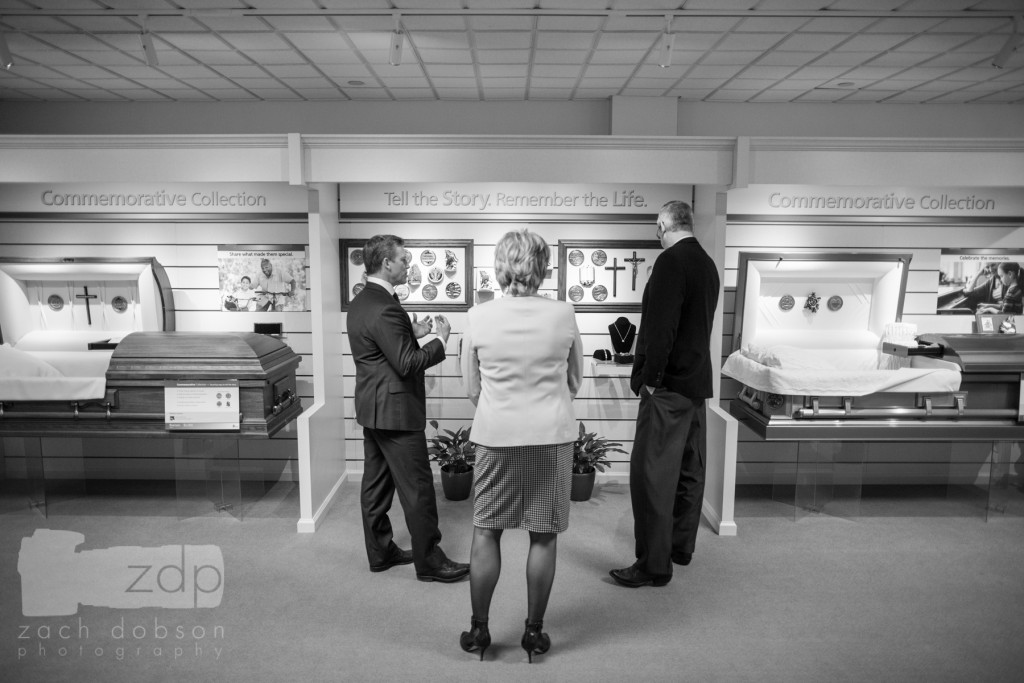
[623,251,646,291]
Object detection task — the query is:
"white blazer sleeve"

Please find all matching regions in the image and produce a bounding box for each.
[461,318,482,406]
[566,315,584,399]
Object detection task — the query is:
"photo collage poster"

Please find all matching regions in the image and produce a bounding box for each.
[218,244,309,312]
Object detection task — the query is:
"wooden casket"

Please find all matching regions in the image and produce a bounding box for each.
[0,332,301,438]
[0,257,301,438]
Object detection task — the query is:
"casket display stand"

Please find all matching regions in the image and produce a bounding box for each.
[0,258,303,520]
[723,252,1024,521]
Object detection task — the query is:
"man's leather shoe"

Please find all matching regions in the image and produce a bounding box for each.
[416,559,470,583]
[609,563,670,588]
[672,552,692,566]
[369,546,414,573]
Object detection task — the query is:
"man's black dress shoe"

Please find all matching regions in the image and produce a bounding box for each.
[672,552,692,566]
[369,546,414,573]
[609,564,670,588]
[416,559,470,583]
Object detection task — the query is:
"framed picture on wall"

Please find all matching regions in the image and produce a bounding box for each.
[218,244,309,312]
[937,248,1024,315]
[557,240,661,312]
[341,239,474,311]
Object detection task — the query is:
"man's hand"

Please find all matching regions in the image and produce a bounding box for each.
[435,314,452,343]
[411,313,433,339]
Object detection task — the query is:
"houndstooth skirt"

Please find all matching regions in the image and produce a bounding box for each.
[472,443,572,533]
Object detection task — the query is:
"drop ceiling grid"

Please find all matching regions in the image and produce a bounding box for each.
[0,0,1019,103]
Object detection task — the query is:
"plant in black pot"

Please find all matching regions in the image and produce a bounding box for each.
[571,421,627,502]
[427,420,476,501]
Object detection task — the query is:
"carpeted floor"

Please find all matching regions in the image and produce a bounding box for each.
[2,479,1022,683]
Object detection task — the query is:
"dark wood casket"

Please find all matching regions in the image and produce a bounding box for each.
[0,332,301,438]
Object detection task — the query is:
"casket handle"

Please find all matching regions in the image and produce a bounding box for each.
[273,389,296,415]
[72,402,79,419]
[736,386,762,411]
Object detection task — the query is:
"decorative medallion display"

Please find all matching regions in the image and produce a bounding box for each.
[579,265,595,287]
[804,292,821,313]
[350,249,364,266]
[353,283,365,297]
[827,295,844,312]
[568,285,585,302]
[47,294,64,311]
[111,295,129,313]
[445,249,459,273]
[558,240,660,313]
[779,294,795,311]
[342,239,472,312]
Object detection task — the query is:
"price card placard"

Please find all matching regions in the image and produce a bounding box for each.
[165,381,241,431]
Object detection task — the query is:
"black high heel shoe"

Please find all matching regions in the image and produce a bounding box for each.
[520,619,550,663]
[460,617,491,661]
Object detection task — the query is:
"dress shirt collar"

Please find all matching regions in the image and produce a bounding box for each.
[366,276,394,296]
[663,230,695,249]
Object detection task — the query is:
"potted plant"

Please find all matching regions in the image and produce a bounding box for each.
[427,420,476,501]
[571,421,627,502]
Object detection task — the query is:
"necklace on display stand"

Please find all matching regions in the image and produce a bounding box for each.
[609,316,636,364]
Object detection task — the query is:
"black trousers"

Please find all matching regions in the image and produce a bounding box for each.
[361,427,444,572]
[629,388,706,577]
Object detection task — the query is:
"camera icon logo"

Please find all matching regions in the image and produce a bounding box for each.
[18,529,224,617]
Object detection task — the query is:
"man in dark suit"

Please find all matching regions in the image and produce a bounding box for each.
[348,234,469,583]
[610,200,720,588]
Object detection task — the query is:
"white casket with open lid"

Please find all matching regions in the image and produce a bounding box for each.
[0,257,174,402]
[723,252,966,439]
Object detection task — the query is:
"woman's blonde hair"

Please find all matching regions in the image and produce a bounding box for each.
[494,229,549,296]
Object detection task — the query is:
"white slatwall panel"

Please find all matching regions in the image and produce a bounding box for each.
[339,221,651,470]
[722,219,1024,484]
[0,220,310,481]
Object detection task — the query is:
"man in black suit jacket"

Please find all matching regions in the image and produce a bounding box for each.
[348,234,469,583]
[611,200,720,588]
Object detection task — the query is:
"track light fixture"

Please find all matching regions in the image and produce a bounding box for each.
[140,14,158,67]
[991,16,1022,68]
[658,15,675,68]
[389,13,404,67]
[0,30,12,70]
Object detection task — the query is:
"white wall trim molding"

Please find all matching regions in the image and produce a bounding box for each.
[748,137,1024,154]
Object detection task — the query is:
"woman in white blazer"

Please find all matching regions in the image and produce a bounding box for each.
[458,229,584,663]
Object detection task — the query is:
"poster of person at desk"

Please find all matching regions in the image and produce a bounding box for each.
[218,245,308,312]
[937,249,1024,315]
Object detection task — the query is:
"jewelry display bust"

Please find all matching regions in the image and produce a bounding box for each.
[608,316,636,364]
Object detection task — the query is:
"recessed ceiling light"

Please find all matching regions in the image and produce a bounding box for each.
[347,80,365,86]
[836,81,856,88]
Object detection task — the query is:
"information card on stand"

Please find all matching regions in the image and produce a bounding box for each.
[165,381,240,431]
